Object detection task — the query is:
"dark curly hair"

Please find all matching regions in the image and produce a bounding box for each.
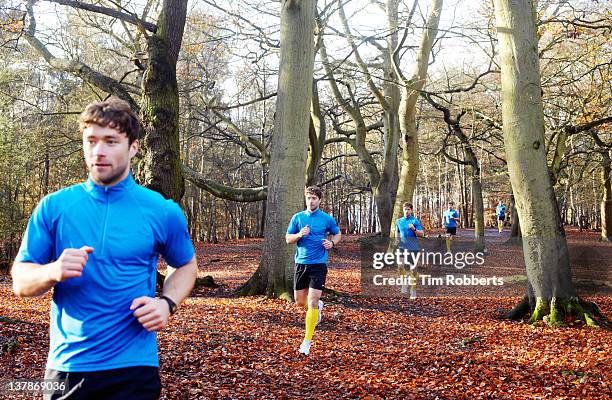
[79,98,141,144]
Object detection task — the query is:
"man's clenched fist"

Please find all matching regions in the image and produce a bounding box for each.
[48,246,94,283]
[130,297,171,332]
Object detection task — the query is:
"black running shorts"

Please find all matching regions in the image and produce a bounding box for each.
[294,263,327,291]
[44,366,161,400]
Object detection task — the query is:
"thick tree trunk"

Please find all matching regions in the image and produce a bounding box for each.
[237,0,316,299]
[140,0,188,202]
[601,150,612,241]
[493,0,599,326]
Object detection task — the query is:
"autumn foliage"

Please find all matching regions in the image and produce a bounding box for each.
[1,231,610,399]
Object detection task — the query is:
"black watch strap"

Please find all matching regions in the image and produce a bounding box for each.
[160,295,177,315]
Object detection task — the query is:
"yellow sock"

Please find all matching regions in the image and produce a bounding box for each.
[410,270,418,291]
[304,307,319,341]
[446,237,451,251]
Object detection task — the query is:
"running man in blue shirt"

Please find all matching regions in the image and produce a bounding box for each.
[11,98,198,399]
[442,201,460,251]
[496,200,507,233]
[286,186,341,356]
[395,202,424,299]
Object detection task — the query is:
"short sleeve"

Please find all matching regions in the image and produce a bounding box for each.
[159,201,195,268]
[15,197,54,264]
[327,215,340,235]
[415,218,424,231]
[287,214,299,234]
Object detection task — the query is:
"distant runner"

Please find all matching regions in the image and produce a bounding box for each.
[442,201,460,251]
[496,200,507,233]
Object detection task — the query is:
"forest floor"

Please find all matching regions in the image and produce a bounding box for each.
[0,227,610,399]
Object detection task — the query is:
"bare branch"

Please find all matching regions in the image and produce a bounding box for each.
[183,164,267,202]
[24,1,138,110]
[45,0,156,32]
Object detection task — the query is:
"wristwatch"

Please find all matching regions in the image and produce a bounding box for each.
[160,295,177,315]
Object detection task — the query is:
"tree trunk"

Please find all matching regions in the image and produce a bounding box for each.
[389,0,443,248]
[509,193,522,240]
[237,0,316,300]
[140,0,188,202]
[470,166,485,252]
[305,81,326,186]
[601,150,612,241]
[494,0,600,326]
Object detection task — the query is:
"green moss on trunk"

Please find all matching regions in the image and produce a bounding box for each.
[507,295,608,329]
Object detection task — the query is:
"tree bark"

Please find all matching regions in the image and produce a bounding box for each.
[237,0,316,299]
[139,0,188,201]
[305,80,326,186]
[601,150,612,241]
[493,0,594,326]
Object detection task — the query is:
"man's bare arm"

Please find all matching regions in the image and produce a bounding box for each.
[12,246,93,297]
[323,232,342,249]
[330,232,341,245]
[162,255,198,308]
[131,254,198,332]
[286,225,310,244]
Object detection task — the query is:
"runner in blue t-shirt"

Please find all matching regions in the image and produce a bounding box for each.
[11,98,198,399]
[286,186,341,356]
[395,202,425,299]
[442,201,460,251]
[496,200,507,233]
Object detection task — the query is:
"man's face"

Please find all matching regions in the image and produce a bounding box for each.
[305,193,321,211]
[448,203,454,209]
[403,206,413,217]
[83,124,138,186]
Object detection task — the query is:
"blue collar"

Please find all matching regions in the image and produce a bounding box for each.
[305,208,320,216]
[84,172,136,201]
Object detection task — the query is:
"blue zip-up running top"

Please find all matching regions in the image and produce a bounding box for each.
[396,215,424,251]
[15,173,194,372]
[287,208,340,264]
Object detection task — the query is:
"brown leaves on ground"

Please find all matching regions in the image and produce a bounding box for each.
[0,231,610,399]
